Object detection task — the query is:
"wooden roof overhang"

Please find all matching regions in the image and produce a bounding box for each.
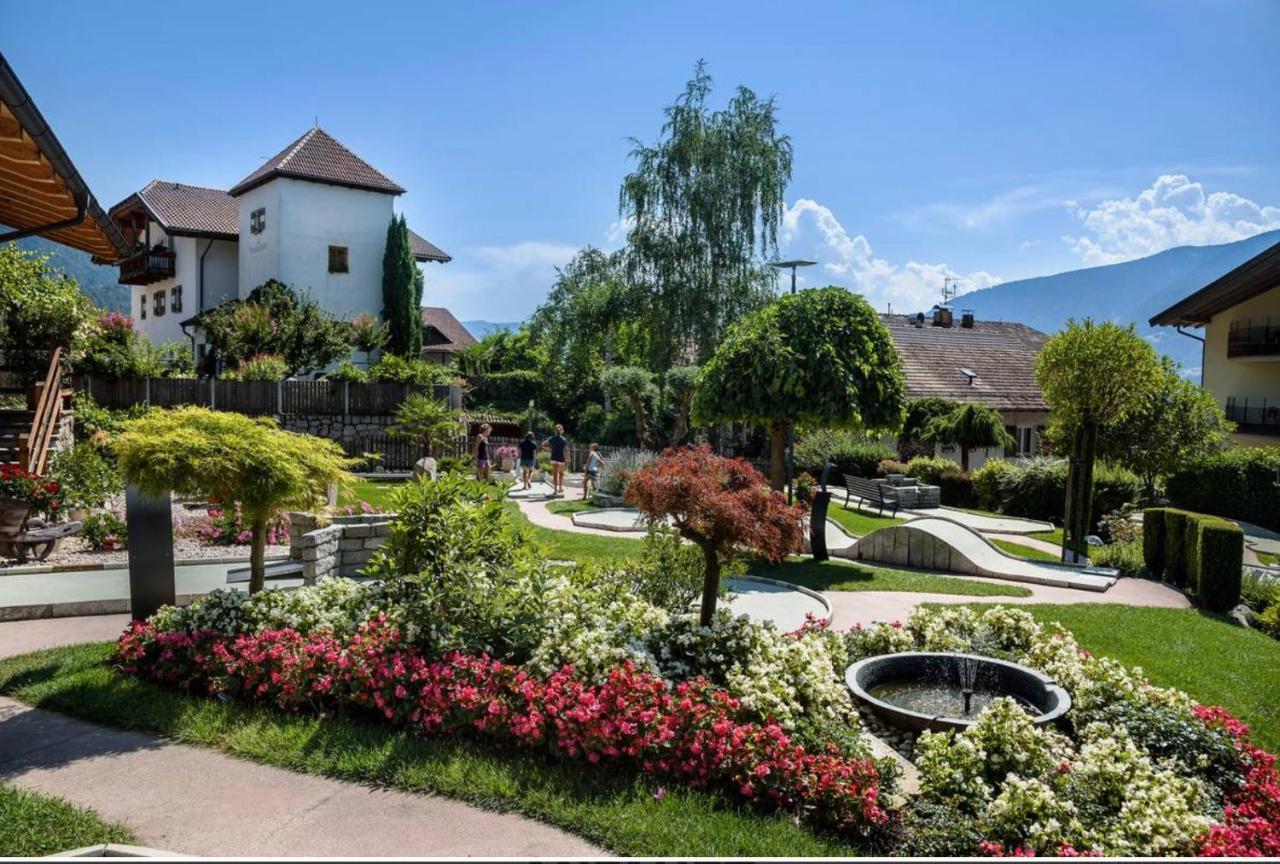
[0,53,129,262]
[1149,240,1280,327]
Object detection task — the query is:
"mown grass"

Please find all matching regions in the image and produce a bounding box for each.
[1028,528,1065,547]
[545,499,599,516]
[948,603,1280,753]
[991,538,1060,562]
[826,505,903,537]
[0,644,864,857]
[0,783,134,857]
[340,476,408,511]
[752,557,1030,597]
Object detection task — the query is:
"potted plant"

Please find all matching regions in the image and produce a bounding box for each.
[0,465,65,524]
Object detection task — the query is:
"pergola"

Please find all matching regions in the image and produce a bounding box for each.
[0,52,129,261]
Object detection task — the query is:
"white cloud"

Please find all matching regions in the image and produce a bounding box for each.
[781,198,1001,311]
[424,240,579,320]
[1065,174,1280,265]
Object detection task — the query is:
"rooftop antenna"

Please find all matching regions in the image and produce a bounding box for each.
[314,115,319,128]
[941,276,958,307]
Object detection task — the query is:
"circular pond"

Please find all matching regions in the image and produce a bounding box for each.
[845,651,1070,733]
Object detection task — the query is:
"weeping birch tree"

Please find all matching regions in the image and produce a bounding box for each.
[619,61,792,372]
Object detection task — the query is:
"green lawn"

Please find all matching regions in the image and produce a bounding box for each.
[0,783,134,857]
[1028,528,1065,547]
[950,603,1280,753]
[826,504,903,538]
[991,538,1060,562]
[1257,550,1279,566]
[752,557,1031,597]
[341,477,408,511]
[545,499,599,516]
[503,502,643,565]
[0,644,861,857]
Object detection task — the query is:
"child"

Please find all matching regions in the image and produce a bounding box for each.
[582,443,604,500]
[474,423,492,482]
[542,423,569,497]
[517,431,537,490]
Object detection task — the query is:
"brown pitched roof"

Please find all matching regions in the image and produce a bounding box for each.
[408,228,451,263]
[229,127,405,197]
[1149,239,1280,326]
[420,306,476,354]
[109,180,238,239]
[881,313,1049,412]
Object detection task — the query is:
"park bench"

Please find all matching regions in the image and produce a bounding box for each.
[842,475,900,517]
[0,501,81,563]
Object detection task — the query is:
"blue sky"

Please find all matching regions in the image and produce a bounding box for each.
[5,0,1278,320]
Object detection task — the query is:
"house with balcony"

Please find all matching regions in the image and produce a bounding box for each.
[108,127,450,365]
[1150,238,1280,447]
[881,308,1050,469]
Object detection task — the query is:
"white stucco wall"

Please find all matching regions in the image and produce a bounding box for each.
[1202,282,1280,447]
[200,239,239,310]
[130,229,193,347]
[235,178,395,322]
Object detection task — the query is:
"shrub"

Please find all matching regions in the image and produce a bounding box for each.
[1091,539,1145,578]
[793,429,896,479]
[905,456,974,507]
[1167,446,1280,532]
[221,353,288,381]
[81,510,127,551]
[997,457,1067,521]
[599,450,652,497]
[1258,603,1280,638]
[324,361,368,383]
[195,503,291,547]
[973,459,1015,511]
[1143,507,1168,580]
[1194,517,1244,612]
[1242,570,1280,613]
[47,443,120,511]
[466,369,544,412]
[876,458,908,477]
[1163,509,1193,588]
[369,353,457,386]
[72,394,147,447]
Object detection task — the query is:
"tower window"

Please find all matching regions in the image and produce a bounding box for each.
[328,245,349,273]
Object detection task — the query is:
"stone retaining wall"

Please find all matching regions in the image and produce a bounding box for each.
[279,413,397,441]
[289,512,393,581]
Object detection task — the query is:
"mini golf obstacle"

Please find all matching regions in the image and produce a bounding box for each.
[840,516,1117,592]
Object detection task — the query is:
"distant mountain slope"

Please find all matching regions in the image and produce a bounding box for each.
[462,320,522,339]
[9,236,127,312]
[955,229,1280,374]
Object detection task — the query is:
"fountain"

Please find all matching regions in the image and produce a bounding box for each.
[845,651,1071,733]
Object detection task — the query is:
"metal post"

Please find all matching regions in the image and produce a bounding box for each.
[144,377,151,407]
[342,380,350,415]
[276,379,284,416]
[125,484,175,621]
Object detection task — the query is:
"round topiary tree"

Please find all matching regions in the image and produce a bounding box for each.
[1035,319,1161,561]
[624,445,806,625]
[692,286,906,490]
[114,407,356,593]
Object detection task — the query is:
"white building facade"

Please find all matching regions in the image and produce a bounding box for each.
[109,128,450,369]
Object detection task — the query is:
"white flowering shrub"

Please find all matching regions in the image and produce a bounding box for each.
[151,579,393,640]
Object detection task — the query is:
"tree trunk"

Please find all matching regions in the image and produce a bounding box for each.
[672,399,689,447]
[960,444,971,472]
[602,331,613,414]
[768,420,789,491]
[249,512,268,594]
[698,542,721,627]
[1061,422,1098,562]
[632,398,647,449]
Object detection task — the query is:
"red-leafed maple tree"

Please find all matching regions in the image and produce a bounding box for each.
[624,445,807,625]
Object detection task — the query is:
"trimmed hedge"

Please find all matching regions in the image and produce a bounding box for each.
[1143,507,1168,581]
[1194,517,1244,613]
[904,456,975,507]
[1142,507,1244,611]
[994,457,1141,525]
[1166,446,1280,532]
[794,430,896,481]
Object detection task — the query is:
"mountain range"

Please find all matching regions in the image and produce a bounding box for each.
[14,229,1280,377]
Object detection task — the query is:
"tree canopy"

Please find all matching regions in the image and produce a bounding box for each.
[920,402,1015,471]
[624,445,805,625]
[601,365,659,448]
[619,61,791,371]
[0,243,91,378]
[114,407,355,592]
[199,280,351,376]
[1035,319,1162,558]
[390,393,463,452]
[692,287,906,488]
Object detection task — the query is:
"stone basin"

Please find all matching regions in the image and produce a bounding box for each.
[845,651,1071,733]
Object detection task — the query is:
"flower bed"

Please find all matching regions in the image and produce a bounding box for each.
[116,615,888,841]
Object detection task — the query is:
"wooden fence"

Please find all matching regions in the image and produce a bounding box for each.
[76,377,462,416]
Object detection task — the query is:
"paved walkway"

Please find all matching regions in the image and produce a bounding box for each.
[0,618,600,857]
[899,506,1054,535]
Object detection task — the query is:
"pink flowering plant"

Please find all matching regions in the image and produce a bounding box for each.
[195,502,291,546]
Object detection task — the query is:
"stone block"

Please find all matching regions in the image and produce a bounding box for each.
[343,549,375,565]
[363,536,386,549]
[339,538,365,551]
[345,524,372,538]
[301,547,321,562]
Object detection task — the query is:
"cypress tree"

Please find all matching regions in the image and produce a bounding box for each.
[381,215,418,356]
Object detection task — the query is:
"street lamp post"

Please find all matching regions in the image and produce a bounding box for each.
[768,259,817,294]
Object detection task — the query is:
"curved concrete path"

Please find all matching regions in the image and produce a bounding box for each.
[845,517,1117,592]
[900,506,1054,535]
[0,617,601,857]
[722,577,830,631]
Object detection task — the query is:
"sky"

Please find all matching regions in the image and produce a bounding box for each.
[4,0,1279,321]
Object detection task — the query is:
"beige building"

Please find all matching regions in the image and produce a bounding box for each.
[1150,240,1280,447]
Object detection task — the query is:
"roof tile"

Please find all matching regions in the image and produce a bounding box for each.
[229,127,405,197]
[110,180,238,238]
[420,306,476,353]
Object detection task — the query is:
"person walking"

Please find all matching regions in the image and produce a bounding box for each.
[582,443,604,500]
[517,431,538,490]
[542,424,569,497]
[474,423,492,483]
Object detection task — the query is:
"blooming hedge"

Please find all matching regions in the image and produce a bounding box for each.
[116,616,889,841]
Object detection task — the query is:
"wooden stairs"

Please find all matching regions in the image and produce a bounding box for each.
[0,348,70,473]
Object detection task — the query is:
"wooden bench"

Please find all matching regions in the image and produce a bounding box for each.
[842,475,899,516]
[0,502,82,563]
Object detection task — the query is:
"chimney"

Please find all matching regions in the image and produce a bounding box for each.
[931,305,953,327]
[961,310,975,329]
[913,312,925,328]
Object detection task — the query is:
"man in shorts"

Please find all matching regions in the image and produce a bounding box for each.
[542,424,569,497]
[517,432,538,490]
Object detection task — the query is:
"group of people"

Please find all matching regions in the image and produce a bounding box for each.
[472,423,604,499]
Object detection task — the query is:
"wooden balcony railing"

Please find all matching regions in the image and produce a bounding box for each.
[1228,317,1280,359]
[118,248,176,286]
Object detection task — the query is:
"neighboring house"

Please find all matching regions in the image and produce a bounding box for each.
[882,308,1049,470]
[1150,239,1280,447]
[108,127,451,363]
[420,306,477,365]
